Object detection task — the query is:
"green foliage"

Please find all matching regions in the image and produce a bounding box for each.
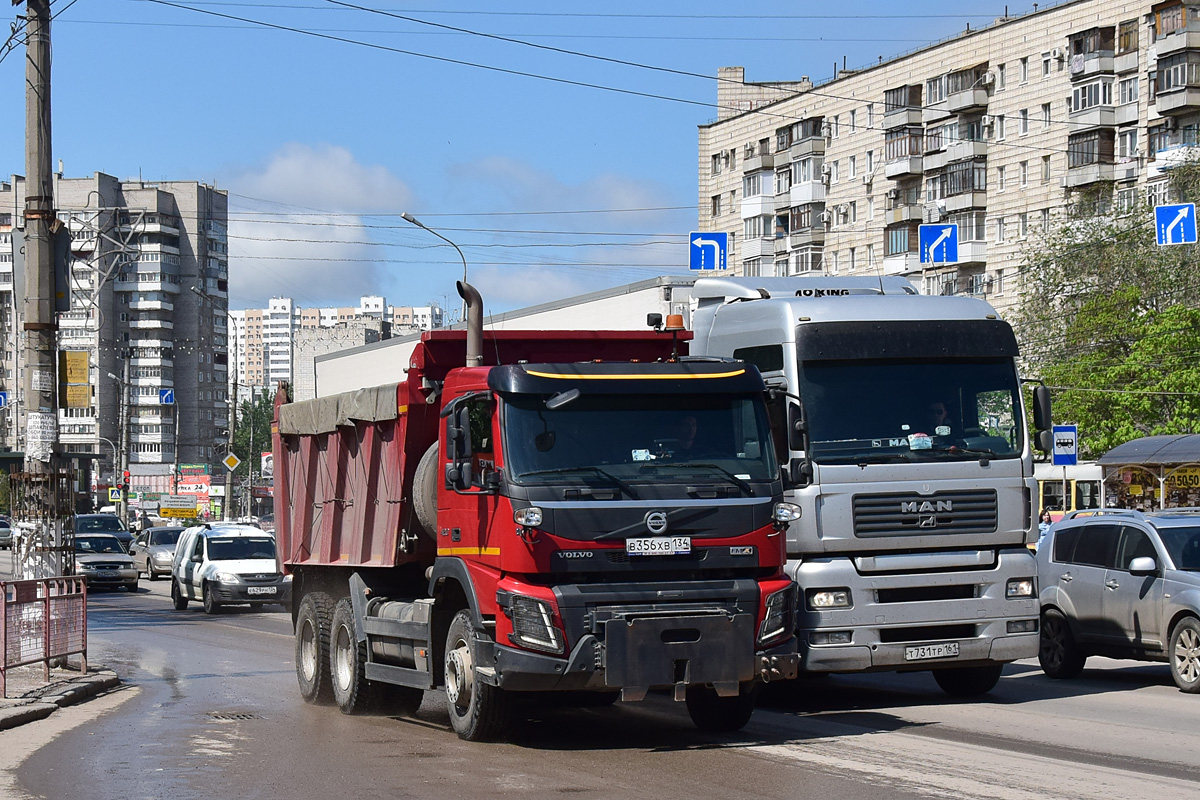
[233,390,275,470]
[1015,162,1200,459]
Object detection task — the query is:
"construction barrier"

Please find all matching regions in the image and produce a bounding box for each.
[0,577,88,697]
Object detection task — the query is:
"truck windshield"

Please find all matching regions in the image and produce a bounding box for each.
[503,394,778,485]
[798,358,1023,464]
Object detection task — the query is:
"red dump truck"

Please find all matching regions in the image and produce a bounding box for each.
[272,284,799,740]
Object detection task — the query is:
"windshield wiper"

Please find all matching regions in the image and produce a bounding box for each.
[515,466,637,497]
[640,462,754,494]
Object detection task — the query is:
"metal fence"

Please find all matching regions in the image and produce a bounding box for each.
[0,577,88,697]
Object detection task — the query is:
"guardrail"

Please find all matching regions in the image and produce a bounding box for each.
[0,578,88,697]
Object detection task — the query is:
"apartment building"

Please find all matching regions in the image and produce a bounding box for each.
[0,171,229,484]
[699,0,1191,309]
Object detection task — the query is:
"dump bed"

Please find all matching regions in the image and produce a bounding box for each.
[272,329,688,571]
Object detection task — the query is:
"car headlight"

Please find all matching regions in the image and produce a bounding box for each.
[282,574,293,583]
[1006,578,1035,598]
[807,588,852,610]
[507,594,563,654]
[758,585,795,645]
[153,552,173,562]
[214,572,240,583]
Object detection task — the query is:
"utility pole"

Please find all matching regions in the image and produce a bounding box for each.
[19,0,64,572]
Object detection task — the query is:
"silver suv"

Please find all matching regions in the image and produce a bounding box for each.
[1038,508,1200,692]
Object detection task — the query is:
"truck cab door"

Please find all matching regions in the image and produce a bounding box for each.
[439,396,501,556]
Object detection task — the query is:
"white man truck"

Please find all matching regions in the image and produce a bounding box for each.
[687,276,1051,695]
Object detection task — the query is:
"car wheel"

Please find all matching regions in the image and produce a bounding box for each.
[126,580,139,593]
[202,582,221,614]
[170,579,188,610]
[1169,617,1200,693]
[932,664,1003,696]
[1039,608,1086,679]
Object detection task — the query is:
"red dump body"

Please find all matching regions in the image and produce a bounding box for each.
[273,329,688,571]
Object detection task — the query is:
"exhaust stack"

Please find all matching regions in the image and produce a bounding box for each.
[457,281,483,367]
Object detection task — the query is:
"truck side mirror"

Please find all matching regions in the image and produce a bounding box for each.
[787,457,812,488]
[787,402,806,451]
[1037,429,1053,454]
[1032,385,1051,432]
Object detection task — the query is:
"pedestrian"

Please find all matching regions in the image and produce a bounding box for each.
[1036,509,1053,552]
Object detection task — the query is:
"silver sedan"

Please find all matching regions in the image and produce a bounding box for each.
[128,526,186,580]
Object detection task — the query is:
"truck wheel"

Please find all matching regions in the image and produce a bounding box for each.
[445,609,512,741]
[412,442,439,539]
[932,664,1003,696]
[171,579,188,610]
[295,592,335,705]
[202,583,222,615]
[1169,617,1200,693]
[1039,608,1086,679]
[685,683,758,732]
[330,597,379,714]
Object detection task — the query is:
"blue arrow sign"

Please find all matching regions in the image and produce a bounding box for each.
[0,391,7,409]
[918,223,958,264]
[689,231,728,271]
[1154,203,1197,246]
[1052,424,1078,467]
[159,389,175,405]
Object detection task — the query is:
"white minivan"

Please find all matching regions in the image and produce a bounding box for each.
[170,524,292,614]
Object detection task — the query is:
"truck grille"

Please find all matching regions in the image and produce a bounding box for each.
[853,490,997,537]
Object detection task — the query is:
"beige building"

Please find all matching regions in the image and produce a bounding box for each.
[699,0,1191,311]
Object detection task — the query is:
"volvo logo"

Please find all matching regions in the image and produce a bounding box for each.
[559,550,593,559]
[645,511,669,534]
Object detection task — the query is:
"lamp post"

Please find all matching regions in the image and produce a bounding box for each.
[106,366,130,525]
[97,435,118,492]
[400,212,469,318]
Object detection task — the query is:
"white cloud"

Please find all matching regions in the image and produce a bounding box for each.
[223,144,414,308]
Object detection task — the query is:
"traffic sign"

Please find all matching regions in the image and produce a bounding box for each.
[1052,425,1078,467]
[223,453,241,471]
[918,223,958,264]
[1154,203,1197,246]
[108,488,122,502]
[159,389,175,405]
[0,391,7,408]
[689,231,728,271]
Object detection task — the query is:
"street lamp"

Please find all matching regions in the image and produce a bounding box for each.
[106,369,130,524]
[400,212,469,318]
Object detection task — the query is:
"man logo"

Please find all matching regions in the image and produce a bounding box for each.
[645,511,669,534]
[919,516,938,528]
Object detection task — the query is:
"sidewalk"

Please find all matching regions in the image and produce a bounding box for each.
[0,661,121,730]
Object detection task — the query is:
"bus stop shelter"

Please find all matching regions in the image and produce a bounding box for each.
[1098,434,1200,510]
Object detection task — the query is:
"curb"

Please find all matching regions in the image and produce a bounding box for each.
[0,670,121,730]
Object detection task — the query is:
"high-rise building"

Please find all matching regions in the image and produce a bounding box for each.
[698,1,1182,310]
[0,171,229,495]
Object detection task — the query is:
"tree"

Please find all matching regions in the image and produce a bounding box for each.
[232,390,275,470]
[1015,163,1200,459]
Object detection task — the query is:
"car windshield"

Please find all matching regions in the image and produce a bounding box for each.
[1157,526,1200,570]
[149,529,183,546]
[798,358,1024,464]
[77,516,126,533]
[75,535,125,554]
[502,392,778,486]
[207,536,277,561]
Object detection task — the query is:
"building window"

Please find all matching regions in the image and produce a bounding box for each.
[1155,3,1185,39]
[865,149,874,174]
[997,63,1007,89]
[1020,160,1029,186]
[1069,79,1114,112]
[1041,208,1051,230]
[997,165,1006,191]
[849,247,857,271]
[830,115,840,138]
[742,257,763,277]
[743,173,765,197]
[1118,76,1139,105]
[1118,19,1139,54]
[849,108,857,132]
[886,224,919,255]
[1042,52,1052,77]
[830,160,839,183]
[1067,130,1115,167]
[866,103,875,128]
[867,196,875,220]
[996,114,1006,140]
[1019,108,1029,135]
[1069,27,1115,57]
[1118,128,1138,160]
[949,210,986,241]
[867,243,875,266]
[711,154,722,175]
[1117,185,1138,211]
[885,127,923,160]
[1042,155,1052,181]
[1156,52,1200,93]
[795,247,823,272]
[926,74,948,104]
[1147,180,1169,207]
[775,125,793,152]
[790,204,814,230]
[1019,212,1029,239]
[743,215,772,239]
[1019,57,1029,83]
[849,201,857,222]
[1148,123,1170,158]
[711,195,722,217]
[775,167,792,195]
[996,217,1006,243]
[848,155,857,179]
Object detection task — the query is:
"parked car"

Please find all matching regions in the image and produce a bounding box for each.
[75,513,133,552]
[0,518,12,549]
[72,533,139,592]
[170,524,291,614]
[1038,508,1200,693]
[128,526,186,580]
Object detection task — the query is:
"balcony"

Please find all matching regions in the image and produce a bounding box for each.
[1113,160,1140,181]
[1150,144,1200,177]
[789,181,826,205]
[1155,86,1200,115]
[1114,103,1139,125]
[883,107,923,130]
[113,277,181,294]
[882,253,922,275]
[789,137,825,159]
[1114,51,1139,73]
[130,318,175,331]
[923,149,948,172]
[945,140,988,161]
[1155,29,1200,59]
[885,204,922,226]
[947,88,989,114]
[1064,162,1115,187]
[741,194,775,217]
[958,241,988,264]
[742,152,775,173]
[945,192,987,213]
[922,101,950,124]
[1069,52,1115,80]
[129,299,175,312]
[789,227,825,247]
[1069,106,1116,130]
[741,237,775,259]
[774,192,792,212]
[885,156,923,179]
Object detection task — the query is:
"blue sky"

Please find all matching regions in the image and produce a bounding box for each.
[1,0,1020,315]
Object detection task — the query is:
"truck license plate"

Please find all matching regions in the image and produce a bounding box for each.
[247,586,277,596]
[626,536,691,556]
[904,642,960,661]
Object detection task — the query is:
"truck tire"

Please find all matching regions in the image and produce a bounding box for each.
[685,683,758,732]
[171,579,188,611]
[412,442,439,539]
[330,597,379,714]
[445,609,512,741]
[1169,617,1200,693]
[295,592,335,705]
[932,664,1003,697]
[1039,608,1086,679]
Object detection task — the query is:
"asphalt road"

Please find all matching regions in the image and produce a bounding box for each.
[5,575,1200,800]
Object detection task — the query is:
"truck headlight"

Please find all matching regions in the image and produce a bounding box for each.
[1006,578,1035,598]
[807,588,852,610]
[772,502,802,523]
[508,594,564,654]
[513,507,543,528]
[758,585,795,645]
